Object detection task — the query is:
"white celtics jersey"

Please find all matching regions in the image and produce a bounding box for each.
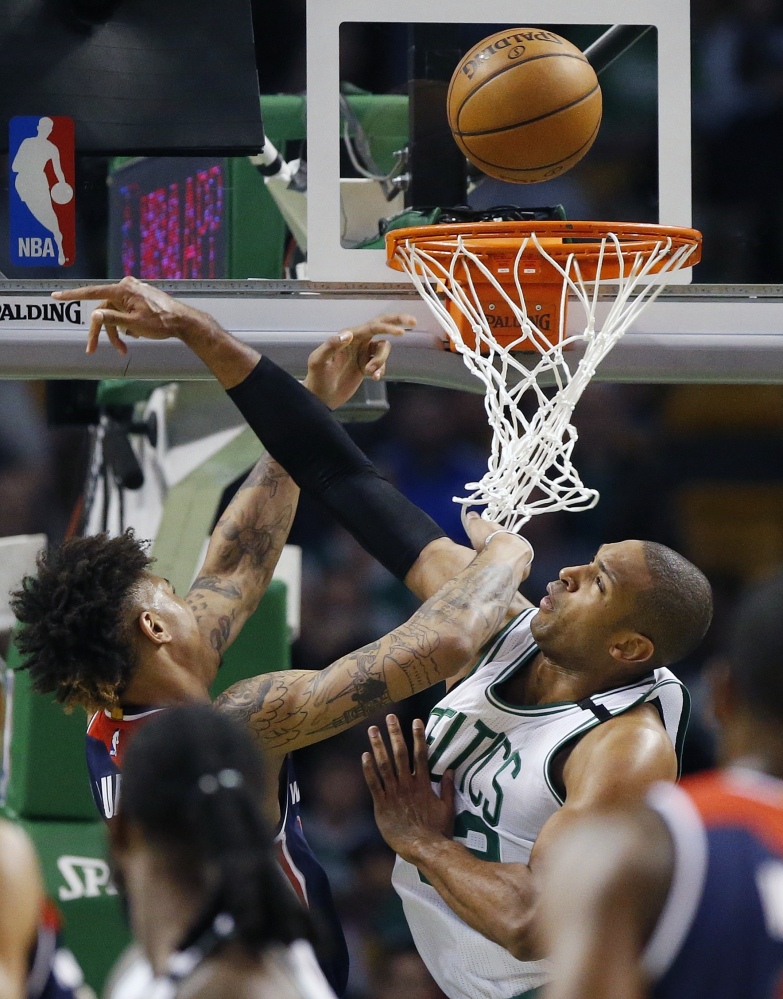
[393,607,689,999]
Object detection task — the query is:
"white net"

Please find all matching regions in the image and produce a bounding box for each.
[392,228,699,532]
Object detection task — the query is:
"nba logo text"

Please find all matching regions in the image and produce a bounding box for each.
[9,116,75,267]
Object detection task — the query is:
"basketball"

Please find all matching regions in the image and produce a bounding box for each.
[447,28,602,184]
[50,181,73,205]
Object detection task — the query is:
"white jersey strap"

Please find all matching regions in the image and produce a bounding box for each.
[642,782,709,980]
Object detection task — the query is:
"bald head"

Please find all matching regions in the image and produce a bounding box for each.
[631,542,713,668]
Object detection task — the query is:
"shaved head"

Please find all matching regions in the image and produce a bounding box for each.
[631,542,713,668]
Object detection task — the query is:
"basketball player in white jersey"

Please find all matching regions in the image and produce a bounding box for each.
[362,535,708,999]
[54,278,712,999]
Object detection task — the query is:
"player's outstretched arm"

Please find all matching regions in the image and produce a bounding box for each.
[363,703,676,962]
[51,275,401,395]
[540,809,672,999]
[213,517,533,759]
[53,278,515,609]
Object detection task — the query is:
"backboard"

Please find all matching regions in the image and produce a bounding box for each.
[1,0,782,383]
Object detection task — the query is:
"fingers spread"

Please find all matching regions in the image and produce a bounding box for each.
[362,752,384,799]
[94,308,134,327]
[412,718,429,777]
[104,323,128,356]
[87,306,131,356]
[375,313,417,331]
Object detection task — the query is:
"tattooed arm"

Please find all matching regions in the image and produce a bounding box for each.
[184,455,300,660]
[214,517,533,759]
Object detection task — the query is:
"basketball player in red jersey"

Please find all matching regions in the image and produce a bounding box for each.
[0,819,89,999]
[541,570,783,999]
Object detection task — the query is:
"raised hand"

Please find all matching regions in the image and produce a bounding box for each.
[52,276,209,356]
[362,713,455,861]
[303,313,414,410]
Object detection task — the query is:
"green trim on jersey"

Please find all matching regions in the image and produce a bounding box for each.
[449,607,538,693]
[542,676,691,805]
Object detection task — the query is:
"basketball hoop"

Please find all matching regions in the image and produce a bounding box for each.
[386,220,701,531]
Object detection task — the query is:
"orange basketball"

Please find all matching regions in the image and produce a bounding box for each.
[447,28,602,184]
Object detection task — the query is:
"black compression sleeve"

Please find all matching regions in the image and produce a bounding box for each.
[226,356,446,580]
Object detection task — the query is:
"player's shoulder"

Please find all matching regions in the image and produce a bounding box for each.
[564,703,678,801]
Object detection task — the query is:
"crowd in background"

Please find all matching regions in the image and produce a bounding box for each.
[1,1,783,995]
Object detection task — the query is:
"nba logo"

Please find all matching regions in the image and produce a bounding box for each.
[9,116,76,267]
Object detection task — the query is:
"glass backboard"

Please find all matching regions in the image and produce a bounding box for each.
[0,0,782,383]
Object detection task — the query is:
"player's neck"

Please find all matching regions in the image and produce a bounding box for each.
[121,654,212,709]
[502,651,608,706]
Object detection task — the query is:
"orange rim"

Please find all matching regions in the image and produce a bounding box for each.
[386,220,702,271]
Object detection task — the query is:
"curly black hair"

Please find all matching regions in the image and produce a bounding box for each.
[10,531,153,711]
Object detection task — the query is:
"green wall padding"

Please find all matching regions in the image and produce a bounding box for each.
[4,646,96,822]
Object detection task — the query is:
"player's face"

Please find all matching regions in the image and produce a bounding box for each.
[530,541,652,665]
[142,574,205,657]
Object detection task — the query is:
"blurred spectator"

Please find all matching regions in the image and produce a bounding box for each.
[692,0,783,280]
[372,385,491,543]
[299,754,378,900]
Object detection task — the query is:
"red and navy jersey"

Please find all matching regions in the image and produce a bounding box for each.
[86,706,160,819]
[646,768,783,999]
[276,754,349,996]
[85,707,349,996]
[27,900,86,999]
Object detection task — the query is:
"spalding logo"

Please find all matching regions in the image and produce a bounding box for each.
[57,855,118,901]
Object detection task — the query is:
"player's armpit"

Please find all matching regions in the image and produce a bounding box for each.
[540,809,674,999]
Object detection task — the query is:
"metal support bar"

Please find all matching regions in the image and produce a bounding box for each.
[584,25,654,74]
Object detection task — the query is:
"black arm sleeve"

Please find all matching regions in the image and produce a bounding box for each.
[226,356,446,581]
